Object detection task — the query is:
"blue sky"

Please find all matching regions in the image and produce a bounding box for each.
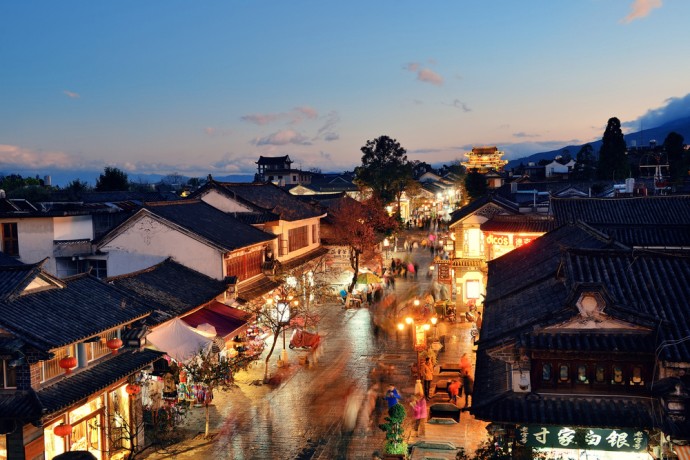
[2,0,690,184]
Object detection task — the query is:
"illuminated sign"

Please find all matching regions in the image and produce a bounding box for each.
[516,425,647,453]
[514,236,534,248]
[436,261,451,281]
[485,233,511,246]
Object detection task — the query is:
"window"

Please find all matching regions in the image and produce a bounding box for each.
[558,364,570,383]
[464,228,483,257]
[466,280,481,299]
[311,224,319,244]
[225,250,262,281]
[2,223,18,256]
[288,226,309,252]
[1,360,17,388]
[630,365,644,385]
[576,364,589,384]
[84,331,118,362]
[611,365,624,385]
[542,363,552,382]
[595,364,606,383]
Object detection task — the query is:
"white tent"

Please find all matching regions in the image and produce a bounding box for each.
[146,317,214,363]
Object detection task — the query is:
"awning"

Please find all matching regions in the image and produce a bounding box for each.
[236,274,281,303]
[676,445,690,460]
[181,302,250,340]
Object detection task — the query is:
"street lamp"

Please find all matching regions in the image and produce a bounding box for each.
[383,237,390,260]
[266,294,299,366]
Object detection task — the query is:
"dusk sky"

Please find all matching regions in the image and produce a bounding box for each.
[2,0,690,184]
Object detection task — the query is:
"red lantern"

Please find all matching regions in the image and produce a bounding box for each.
[125,384,141,396]
[106,338,123,355]
[58,356,77,375]
[53,423,72,437]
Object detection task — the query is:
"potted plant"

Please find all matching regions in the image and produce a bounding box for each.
[378,402,408,459]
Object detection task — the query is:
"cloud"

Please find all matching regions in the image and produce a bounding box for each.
[403,62,420,72]
[323,133,339,141]
[63,90,80,99]
[417,69,443,86]
[0,144,92,169]
[620,0,662,23]
[252,129,311,146]
[448,99,471,112]
[241,106,319,126]
[314,110,340,141]
[623,92,690,129]
[513,132,540,138]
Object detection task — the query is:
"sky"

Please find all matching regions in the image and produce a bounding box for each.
[2,0,690,185]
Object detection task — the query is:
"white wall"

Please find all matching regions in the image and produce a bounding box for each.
[200,190,253,213]
[100,216,225,279]
[53,215,93,240]
[1,217,57,273]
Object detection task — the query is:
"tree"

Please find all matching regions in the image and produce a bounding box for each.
[597,117,629,180]
[354,135,413,205]
[63,179,92,199]
[573,144,596,181]
[663,131,687,182]
[96,166,130,191]
[328,196,397,292]
[464,169,487,200]
[181,349,253,438]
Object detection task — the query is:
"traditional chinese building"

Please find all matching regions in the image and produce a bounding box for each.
[461,146,508,173]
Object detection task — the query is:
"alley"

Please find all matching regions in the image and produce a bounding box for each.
[142,233,489,460]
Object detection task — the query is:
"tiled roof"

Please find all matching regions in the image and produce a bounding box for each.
[256,155,291,165]
[212,182,324,221]
[448,195,517,226]
[280,246,329,270]
[141,200,276,251]
[236,275,281,303]
[0,252,27,267]
[36,349,165,418]
[480,215,556,234]
[0,391,43,421]
[0,273,152,350]
[0,263,45,301]
[471,391,658,430]
[108,258,229,324]
[551,196,690,226]
[520,331,655,353]
[591,224,690,247]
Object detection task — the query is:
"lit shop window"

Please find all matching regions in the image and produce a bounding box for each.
[466,280,481,300]
[558,364,570,383]
[542,363,552,382]
[630,366,644,386]
[612,365,624,385]
[577,364,589,384]
[595,365,606,383]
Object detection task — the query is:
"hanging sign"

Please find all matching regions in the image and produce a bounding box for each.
[515,425,648,453]
[436,260,451,281]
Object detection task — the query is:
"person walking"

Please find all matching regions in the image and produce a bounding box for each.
[447,378,461,405]
[461,370,474,409]
[420,357,434,400]
[409,391,427,437]
[384,383,402,408]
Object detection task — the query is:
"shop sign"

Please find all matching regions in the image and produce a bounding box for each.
[514,236,534,248]
[436,261,451,281]
[485,233,512,246]
[516,425,647,452]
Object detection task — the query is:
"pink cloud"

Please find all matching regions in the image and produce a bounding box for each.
[63,90,80,99]
[242,107,319,126]
[253,129,311,146]
[621,0,662,23]
[0,144,85,169]
[418,68,443,86]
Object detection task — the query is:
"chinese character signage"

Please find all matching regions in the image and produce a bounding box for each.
[516,425,647,452]
[436,261,451,281]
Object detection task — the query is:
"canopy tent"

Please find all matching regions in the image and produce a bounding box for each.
[181,301,250,341]
[146,317,214,363]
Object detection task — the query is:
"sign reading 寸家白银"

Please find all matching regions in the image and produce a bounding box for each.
[515,425,648,452]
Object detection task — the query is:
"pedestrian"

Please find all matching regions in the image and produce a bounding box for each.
[403,239,409,252]
[407,262,415,280]
[459,353,471,376]
[384,383,402,408]
[413,262,419,279]
[461,370,474,409]
[343,385,361,433]
[447,378,461,405]
[420,357,434,400]
[476,311,483,330]
[409,391,427,437]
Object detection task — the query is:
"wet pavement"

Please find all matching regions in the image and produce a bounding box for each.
[141,231,489,459]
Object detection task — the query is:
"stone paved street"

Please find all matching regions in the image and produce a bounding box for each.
[142,232,489,459]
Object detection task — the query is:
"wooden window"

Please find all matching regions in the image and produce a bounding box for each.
[288,226,309,252]
[630,365,644,386]
[558,363,570,383]
[225,250,263,281]
[2,222,19,256]
[1,360,17,388]
[576,364,589,384]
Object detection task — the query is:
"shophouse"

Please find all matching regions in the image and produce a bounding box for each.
[0,261,163,460]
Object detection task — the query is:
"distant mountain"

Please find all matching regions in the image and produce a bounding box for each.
[506,116,690,170]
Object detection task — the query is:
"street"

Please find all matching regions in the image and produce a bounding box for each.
[143,237,488,459]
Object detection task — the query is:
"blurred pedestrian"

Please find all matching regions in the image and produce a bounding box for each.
[459,353,471,376]
[420,357,434,400]
[476,311,483,330]
[343,385,362,433]
[461,370,474,409]
[384,383,402,408]
[448,378,461,405]
[409,391,427,437]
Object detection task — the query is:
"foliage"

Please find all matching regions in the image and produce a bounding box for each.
[572,144,596,181]
[464,169,487,200]
[355,135,413,204]
[181,349,253,437]
[328,196,398,291]
[0,174,43,195]
[378,403,407,455]
[7,184,51,202]
[62,178,92,199]
[96,166,130,191]
[663,131,688,182]
[596,117,629,180]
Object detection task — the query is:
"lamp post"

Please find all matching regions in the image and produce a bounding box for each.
[267,294,299,366]
[383,237,390,259]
